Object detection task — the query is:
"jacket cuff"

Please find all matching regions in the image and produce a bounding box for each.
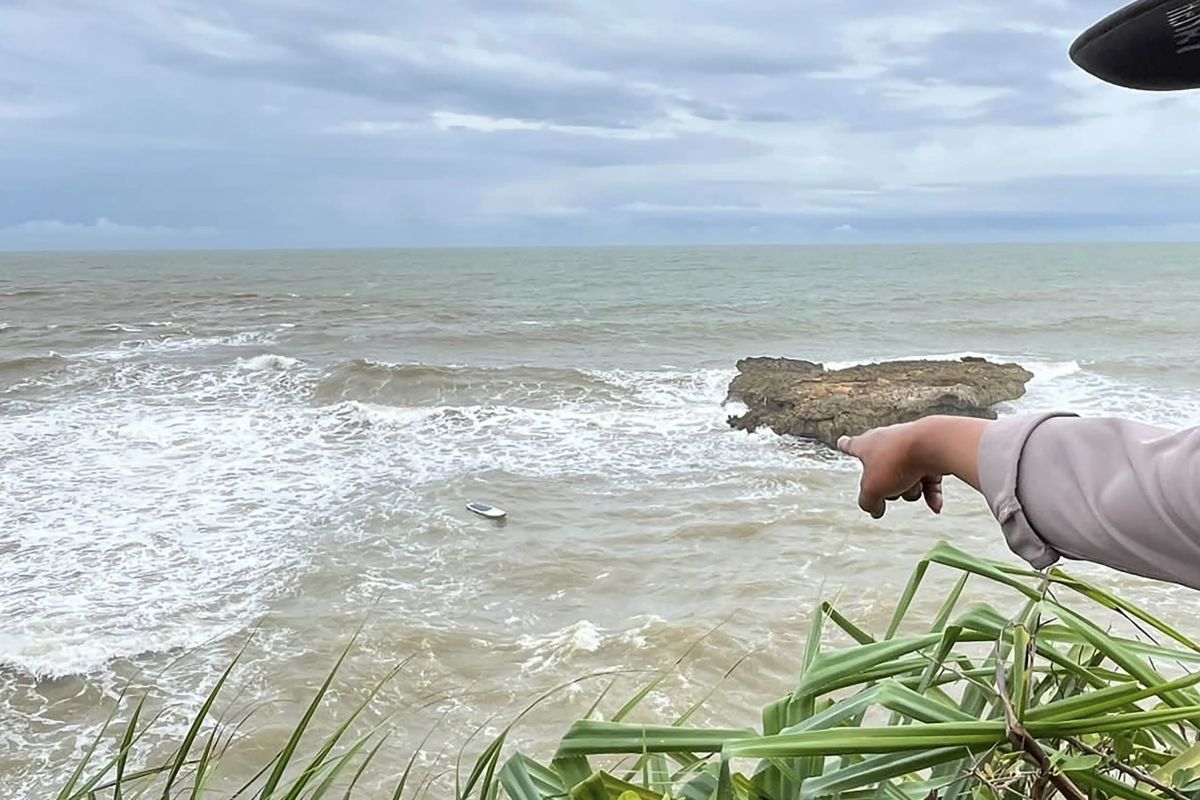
[977,411,1079,570]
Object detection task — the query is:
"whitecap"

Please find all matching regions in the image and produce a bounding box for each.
[234,353,304,372]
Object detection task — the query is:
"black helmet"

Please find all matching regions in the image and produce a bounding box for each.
[1073,0,1200,90]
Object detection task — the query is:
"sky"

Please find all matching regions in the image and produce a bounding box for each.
[3,0,1200,249]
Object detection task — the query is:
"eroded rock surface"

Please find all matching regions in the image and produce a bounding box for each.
[726,356,1033,447]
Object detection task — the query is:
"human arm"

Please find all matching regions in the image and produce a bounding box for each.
[839,413,1200,590]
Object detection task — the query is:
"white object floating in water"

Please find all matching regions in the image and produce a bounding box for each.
[466,501,507,521]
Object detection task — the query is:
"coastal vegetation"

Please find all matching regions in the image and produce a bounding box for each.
[56,542,1200,799]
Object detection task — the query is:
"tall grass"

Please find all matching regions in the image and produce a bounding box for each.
[56,542,1200,798]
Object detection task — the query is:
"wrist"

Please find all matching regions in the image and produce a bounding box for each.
[909,415,990,490]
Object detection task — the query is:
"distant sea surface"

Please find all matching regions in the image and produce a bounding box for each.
[5,245,1200,796]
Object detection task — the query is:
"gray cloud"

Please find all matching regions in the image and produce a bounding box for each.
[3,0,1199,248]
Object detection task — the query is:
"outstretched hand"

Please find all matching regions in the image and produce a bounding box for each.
[837,416,990,520]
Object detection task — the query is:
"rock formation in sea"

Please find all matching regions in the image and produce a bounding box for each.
[725,356,1034,447]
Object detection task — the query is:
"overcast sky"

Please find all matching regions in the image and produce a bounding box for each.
[3,0,1200,249]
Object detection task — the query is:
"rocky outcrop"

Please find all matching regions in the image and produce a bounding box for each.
[726,356,1033,447]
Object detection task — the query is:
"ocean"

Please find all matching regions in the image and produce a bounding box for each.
[4,244,1200,796]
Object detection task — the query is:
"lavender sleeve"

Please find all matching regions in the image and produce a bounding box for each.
[977,412,1200,590]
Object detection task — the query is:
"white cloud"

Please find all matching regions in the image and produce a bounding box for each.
[619,198,861,216]
[0,100,72,121]
[880,79,1015,119]
[325,120,420,135]
[431,111,671,140]
[3,0,1199,245]
[138,8,292,63]
[0,218,219,250]
[328,111,676,140]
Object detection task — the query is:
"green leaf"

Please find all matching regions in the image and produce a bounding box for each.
[553,755,596,792]
[569,772,667,800]
[1047,567,1200,654]
[1069,769,1166,800]
[558,722,756,757]
[1154,741,1200,783]
[57,684,134,800]
[260,629,359,798]
[299,730,376,798]
[929,573,970,634]
[678,770,718,800]
[795,633,989,701]
[925,541,1046,600]
[499,754,560,800]
[343,734,390,800]
[820,602,876,646]
[282,658,409,799]
[799,747,969,799]
[112,692,145,800]
[161,648,244,799]
[646,754,670,796]
[885,560,929,641]
[726,705,1200,761]
[1009,624,1030,721]
[1057,754,1102,772]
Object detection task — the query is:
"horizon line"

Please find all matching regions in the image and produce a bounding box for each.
[5,238,1200,255]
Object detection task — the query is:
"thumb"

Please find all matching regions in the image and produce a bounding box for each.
[837,435,858,457]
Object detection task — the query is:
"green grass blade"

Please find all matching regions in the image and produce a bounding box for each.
[341,733,389,800]
[93,765,191,796]
[229,749,282,799]
[885,560,929,641]
[557,722,756,757]
[568,771,665,800]
[113,692,146,800]
[802,601,829,677]
[391,710,450,800]
[795,632,991,700]
[913,625,967,697]
[1048,568,1200,654]
[725,725,1004,760]
[787,687,880,734]
[260,628,361,797]
[159,651,243,799]
[57,685,129,800]
[498,756,547,800]
[305,729,381,798]
[281,658,409,799]
[875,681,977,724]
[646,753,670,796]
[1068,769,1166,800]
[1154,740,1200,784]
[929,574,970,634]
[1050,601,1195,709]
[65,708,175,799]
[924,542,1045,600]
[613,622,725,725]
[679,769,718,800]
[820,602,876,646]
[1030,670,1200,722]
[584,679,618,722]
[477,733,507,800]
[731,705,1200,761]
[551,754,594,795]
[458,729,507,799]
[187,718,222,799]
[1010,624,1030,720]
[499,753,565,800]
[799,747,969,799]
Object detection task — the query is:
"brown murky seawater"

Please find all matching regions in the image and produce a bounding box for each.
[4,245,1200,797]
